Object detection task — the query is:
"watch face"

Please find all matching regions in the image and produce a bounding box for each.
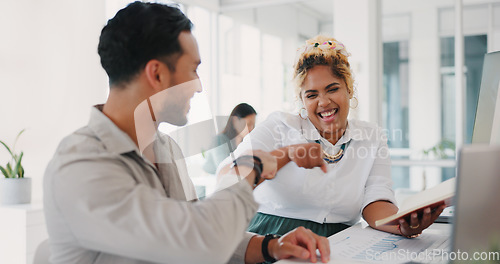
[266,233,280,239]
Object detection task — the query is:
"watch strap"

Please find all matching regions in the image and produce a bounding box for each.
[231,155,263,186]
[262,233,280,263]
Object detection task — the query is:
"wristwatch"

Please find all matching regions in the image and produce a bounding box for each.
[262,233,281,263]
[231,155,263,186]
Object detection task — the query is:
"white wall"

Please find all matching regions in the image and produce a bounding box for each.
[407,4,443,189]
[332,0,381,123]
[0,0,108,202]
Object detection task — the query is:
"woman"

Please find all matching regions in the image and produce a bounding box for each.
[203,103,257,174]
[228,35,445,238]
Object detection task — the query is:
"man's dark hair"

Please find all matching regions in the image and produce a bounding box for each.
[98,1,193,86]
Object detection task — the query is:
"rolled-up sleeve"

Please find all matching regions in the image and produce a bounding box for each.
[227,232,257,264]
[361,138,397,210]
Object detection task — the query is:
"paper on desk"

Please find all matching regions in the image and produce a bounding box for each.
[277,226,449,264]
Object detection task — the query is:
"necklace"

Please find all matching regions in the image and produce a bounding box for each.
[315,140,349,164]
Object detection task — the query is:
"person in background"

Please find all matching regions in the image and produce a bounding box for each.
[43,3,330,264]
[225,35,445,239]
[203,103,257,174]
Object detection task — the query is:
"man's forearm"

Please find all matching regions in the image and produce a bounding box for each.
[244,235,265,264]
[218,163,258,188]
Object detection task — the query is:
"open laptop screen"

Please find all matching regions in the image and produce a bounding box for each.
[472,51,500,144]
[452,145,500,261]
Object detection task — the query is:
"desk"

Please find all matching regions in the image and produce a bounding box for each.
[277,222,451,264]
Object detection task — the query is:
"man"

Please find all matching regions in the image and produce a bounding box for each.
[43,2,330,264]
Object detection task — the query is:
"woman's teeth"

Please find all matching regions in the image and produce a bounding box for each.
[319,109,337,118]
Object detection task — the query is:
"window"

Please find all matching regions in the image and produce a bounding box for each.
[382,1,498,191]
[383,41,410,189]
[440,34,487,181]
[440,35,487,144]
[383,41,409,149]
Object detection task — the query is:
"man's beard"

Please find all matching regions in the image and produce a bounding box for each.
[157,101,188,126]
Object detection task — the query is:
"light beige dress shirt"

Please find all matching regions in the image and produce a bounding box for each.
[43,106,258,264]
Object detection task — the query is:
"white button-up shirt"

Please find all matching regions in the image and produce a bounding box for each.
[229,111,396,225]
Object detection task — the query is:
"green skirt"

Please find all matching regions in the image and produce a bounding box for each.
[247,212,350,237]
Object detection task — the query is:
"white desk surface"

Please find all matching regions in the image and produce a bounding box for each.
[276,222,452,264]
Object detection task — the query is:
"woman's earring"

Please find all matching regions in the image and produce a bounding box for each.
[350,97,359,109]
[299,107,308,120]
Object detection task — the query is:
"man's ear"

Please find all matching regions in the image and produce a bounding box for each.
[144,59,171,91]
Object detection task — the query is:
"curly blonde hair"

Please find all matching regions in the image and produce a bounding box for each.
[293,35,354,99]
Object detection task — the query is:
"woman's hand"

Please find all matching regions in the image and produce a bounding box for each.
[398,205,446,237]
[363,201,446,238]
[288,143,327,173]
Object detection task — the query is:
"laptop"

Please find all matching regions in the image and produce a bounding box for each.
[447,51,500,262]
[471,51,500,145]
[451,144,500,263]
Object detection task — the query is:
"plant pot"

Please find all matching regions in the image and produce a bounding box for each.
[0,177,32,205]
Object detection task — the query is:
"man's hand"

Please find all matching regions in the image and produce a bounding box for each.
[268,227,330,263]
[288,143,327,173]
[216,150,277,188]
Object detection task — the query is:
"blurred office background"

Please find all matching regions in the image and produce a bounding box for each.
[1,0,500,203]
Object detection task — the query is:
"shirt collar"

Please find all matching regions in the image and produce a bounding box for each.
[87,105,140,155]
[300,117,322,142]
[344,120,373,141]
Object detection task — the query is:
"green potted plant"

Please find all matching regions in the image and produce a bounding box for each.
[421,139,456,189]
[0,129,31,205]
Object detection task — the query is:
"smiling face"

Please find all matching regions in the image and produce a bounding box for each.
[154,31,202,126]
[301,65,351,144]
